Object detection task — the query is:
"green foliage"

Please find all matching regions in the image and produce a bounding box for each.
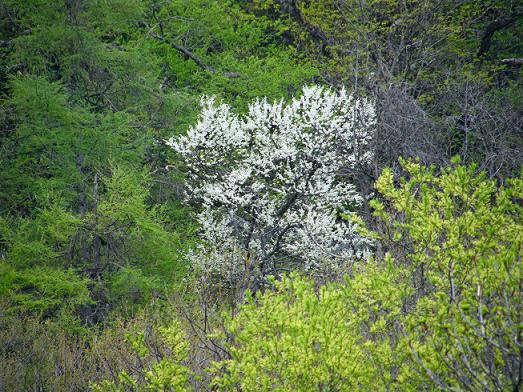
[1,193,80,267]
[0,193,92,318]
[151,0,317,109]
[1,166,187,319]
[0,75,148,212]
[0,0,186,323]
[94,166,183,275]
[250,0,523,85]
[372,160,523,390]
[0,263,92,317]
[91,319,192,392]
[1,0,521,389]
[210,268,405,391]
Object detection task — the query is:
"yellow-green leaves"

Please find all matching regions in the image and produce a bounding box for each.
[92,319,192,392]
[211,269,404,391]
[373,159,523,390]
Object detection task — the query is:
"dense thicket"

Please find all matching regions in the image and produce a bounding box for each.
[0,0,521,391]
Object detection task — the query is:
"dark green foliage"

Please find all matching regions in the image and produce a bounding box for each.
[147,0,317,110]
[0,76,147,212]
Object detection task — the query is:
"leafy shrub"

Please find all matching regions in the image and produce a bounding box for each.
[372,159,523,390]
[91,319,192,392]
[210,269,404,391]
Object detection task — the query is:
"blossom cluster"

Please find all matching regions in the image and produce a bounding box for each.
[168,85,375,281]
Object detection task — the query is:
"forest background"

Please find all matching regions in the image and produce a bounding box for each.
[0,0,522,390]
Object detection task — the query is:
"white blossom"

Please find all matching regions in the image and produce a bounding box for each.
[169,85,376,283]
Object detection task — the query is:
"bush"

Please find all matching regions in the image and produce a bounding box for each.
[91,318,192,392]
[372,159,523,390]
[210,269,404,391]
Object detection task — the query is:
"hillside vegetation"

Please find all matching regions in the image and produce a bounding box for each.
[0,1,522,391]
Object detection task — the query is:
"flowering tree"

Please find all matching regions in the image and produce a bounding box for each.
[168,85,375,286]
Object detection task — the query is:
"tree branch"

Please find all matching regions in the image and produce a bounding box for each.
[150,32,217,74]
[501,58,523,66]
[150,32,242,79]
[477,7,523,58]
[282,0,334,57]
